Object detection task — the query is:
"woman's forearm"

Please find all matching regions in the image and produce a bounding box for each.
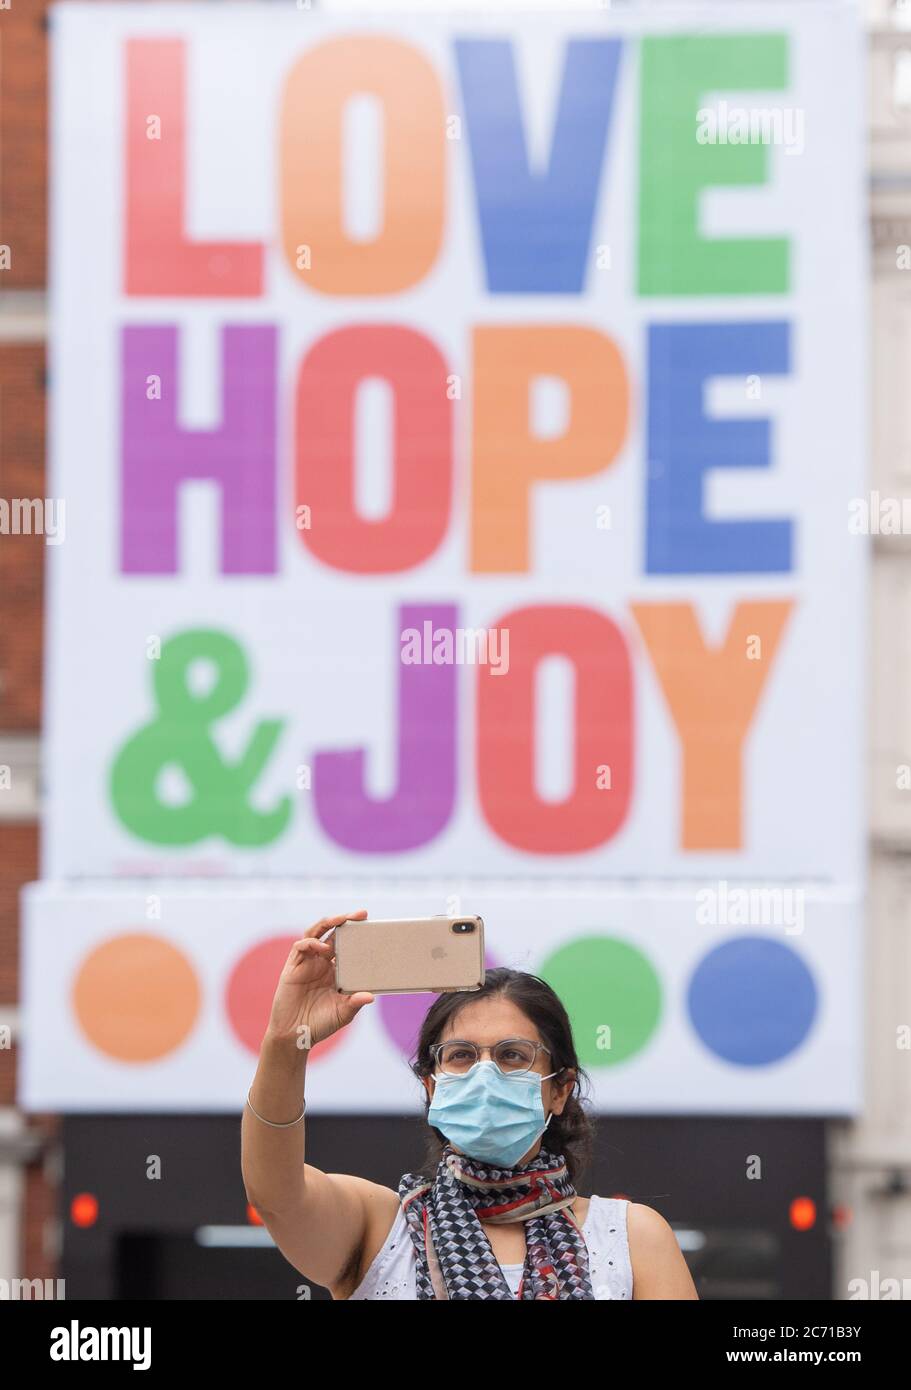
[241,1030,309,1214]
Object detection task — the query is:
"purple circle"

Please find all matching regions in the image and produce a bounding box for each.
[379,951,500,1059]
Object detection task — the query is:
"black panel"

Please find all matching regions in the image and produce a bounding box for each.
[61,1115,830,1300]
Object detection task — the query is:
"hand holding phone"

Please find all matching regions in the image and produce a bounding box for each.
[265,910,374,1049]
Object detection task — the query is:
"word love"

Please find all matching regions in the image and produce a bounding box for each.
[120,32,796,581]
[125,33,789,299]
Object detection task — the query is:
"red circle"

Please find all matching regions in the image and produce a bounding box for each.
[71,1193,99,1228]
[790,1196,816,1231]
[225,936,345,1063]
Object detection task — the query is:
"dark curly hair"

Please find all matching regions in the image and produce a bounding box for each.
[409,967,594,1186]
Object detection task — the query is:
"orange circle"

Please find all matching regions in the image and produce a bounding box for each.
[247,1204,264,1227]
[73,933,200,1061]
[790,1196,816,1231]
[71,1193,99,1228]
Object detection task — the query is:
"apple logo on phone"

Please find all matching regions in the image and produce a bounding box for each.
[431,946,446,960]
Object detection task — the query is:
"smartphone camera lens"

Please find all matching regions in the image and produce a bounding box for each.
[452,921,475,934]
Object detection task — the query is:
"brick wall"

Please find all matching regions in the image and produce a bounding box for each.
[1,0,53,1286]
[0,0,48,289]
[0,345,46,731]
[1,0,205,1297]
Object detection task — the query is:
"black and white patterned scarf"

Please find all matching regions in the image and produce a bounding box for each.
[398,1144,595,1300]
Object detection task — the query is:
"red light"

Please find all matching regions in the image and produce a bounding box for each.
[790,1196,816,1231]
[246,1203,264,1226]
[70,1193,99,1228]
[832,1204,853,1230]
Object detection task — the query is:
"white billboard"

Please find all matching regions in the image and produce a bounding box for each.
[26,1,867,1112]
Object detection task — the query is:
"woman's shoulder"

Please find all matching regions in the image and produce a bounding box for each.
[582,1193,631,1233]
[582,1199,678,1262]
[623,1201,699,1299]
[625,1200,678,1246]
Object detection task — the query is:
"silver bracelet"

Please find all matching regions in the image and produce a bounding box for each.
[246,1087,306,1128]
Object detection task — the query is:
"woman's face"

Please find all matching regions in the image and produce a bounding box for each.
[423,995,576,1165]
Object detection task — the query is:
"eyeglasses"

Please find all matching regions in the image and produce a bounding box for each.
[430,1037,552,1077]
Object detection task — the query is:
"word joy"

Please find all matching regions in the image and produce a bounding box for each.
[112,605,792,856]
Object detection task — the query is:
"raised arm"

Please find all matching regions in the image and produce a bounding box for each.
[241,911,398,1294]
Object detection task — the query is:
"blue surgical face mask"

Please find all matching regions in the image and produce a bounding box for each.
[427,1060,559,1168]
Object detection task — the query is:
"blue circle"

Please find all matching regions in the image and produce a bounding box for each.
[687,937,818,1066]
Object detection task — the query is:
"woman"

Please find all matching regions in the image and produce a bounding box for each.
[241,911,698,1301]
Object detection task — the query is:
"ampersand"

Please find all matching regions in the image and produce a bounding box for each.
[110,629,291,846]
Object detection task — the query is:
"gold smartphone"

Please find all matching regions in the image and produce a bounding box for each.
[334,915,485,995]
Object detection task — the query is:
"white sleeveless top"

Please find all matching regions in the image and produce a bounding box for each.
[348,1195,633,1300]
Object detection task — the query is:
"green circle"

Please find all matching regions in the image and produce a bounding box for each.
[539,936,662,1068]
